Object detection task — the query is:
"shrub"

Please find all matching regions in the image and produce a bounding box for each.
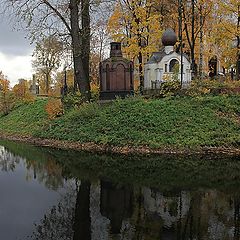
[185,79,212,97]
[45,98,63,120]
[159,80,181,97]
[186,78,240,97]
[62,92,83,110]
[77,102,100,119]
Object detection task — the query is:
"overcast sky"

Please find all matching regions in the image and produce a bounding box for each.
[0,13,33,86]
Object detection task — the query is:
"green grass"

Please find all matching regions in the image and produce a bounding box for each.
[0,99,48,135]
[0,95,240,149]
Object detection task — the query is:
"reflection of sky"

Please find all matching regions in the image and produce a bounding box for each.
[0,158,63,240]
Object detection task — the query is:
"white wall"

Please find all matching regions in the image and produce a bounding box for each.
[144,51,192,89]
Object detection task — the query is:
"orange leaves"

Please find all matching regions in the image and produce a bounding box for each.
[45,98,63,120]
[0,71,14,115]
[13,80,35,102]
[0,75,10,94]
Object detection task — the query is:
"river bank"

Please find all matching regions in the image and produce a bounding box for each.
[0,130,240,156]
[0,95,240,155]
[1,131,240,155]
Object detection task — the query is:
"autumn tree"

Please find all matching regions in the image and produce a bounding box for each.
[4,0,91,101]
[108,0,162,92]
[0,72,14,115]
[32,36,63,94]
[90,20,110,85]
[12,79,34,102]
[215,0,240,79]
[174,0,213,77]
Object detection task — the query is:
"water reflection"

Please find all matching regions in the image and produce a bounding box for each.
[100,180,133,235]
[0,140,240,239]
[0,145,67,240]
[27,183,240,240]
[0,145,20,171]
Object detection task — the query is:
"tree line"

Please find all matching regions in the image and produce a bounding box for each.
[0,0,239,103]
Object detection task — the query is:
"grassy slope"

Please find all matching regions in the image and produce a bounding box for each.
[0,99,48,135]
[0,96,240,149]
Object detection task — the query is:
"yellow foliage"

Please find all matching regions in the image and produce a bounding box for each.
[13,80,35,103]
[0,78,10,94]
[90,82,100,101]
[0,73,15,115]
[108,0,162,61]
[45,98,63,120]
[108,0,239,81]
[186,78,240,97]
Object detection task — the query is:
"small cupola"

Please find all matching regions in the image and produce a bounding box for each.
[110,42,123,58]
[162,29,177,54]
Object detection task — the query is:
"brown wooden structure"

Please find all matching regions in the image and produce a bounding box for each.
[99,42,134,100]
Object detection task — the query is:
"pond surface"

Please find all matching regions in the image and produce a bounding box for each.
[0,140,240,240]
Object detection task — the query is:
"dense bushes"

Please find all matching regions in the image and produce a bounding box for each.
[185,78,240,97]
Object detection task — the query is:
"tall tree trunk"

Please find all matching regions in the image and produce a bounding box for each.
[46,73,49,94]
[138,51,144,94]
[199,5,204,80]
[178,0,184,86]
[69,0,91,101]
[81,0,91,88]
[182,1,197,79]
[191,0,196,78]
[236,4,240,80]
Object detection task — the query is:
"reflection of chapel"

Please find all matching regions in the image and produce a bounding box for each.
[144,29,192,89]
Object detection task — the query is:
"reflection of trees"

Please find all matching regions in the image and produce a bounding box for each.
[180,192,203,239]
[139,188,240,240]
[28,180,92,240]
[2,141,240,239]
[0,146,21,171]
[28,184,76,240]
[22,179,240,240]
[0,142,64,190]
[25,158,64,190]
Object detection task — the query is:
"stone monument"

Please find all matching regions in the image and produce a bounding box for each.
[99,42,134,100]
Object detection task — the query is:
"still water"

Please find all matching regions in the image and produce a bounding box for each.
[0,140,240,240]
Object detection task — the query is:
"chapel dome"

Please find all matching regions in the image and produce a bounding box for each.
[162,28,177,46]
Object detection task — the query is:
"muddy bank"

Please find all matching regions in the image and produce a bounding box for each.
[1,132,240,156]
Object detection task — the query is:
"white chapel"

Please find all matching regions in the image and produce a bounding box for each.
[144,28,192,89]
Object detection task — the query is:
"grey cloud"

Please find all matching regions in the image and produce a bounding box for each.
[0,17,33,57]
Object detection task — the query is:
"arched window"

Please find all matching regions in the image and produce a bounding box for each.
[169,59,179,72]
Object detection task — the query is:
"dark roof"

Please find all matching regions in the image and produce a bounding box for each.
[162,28,177,46]
[146,48,190,64]
[147,49,166,64]
[146,48,176,64]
